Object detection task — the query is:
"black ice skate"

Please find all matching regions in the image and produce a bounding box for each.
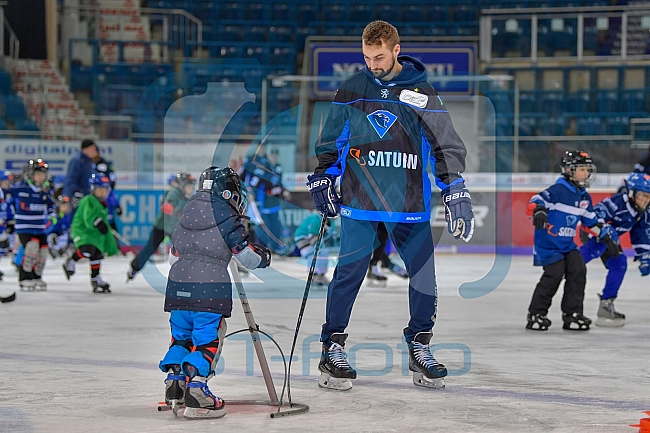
[126,267,137,283]
[387,262,408,278]
[162,365,186,416]
[562,312,591,331]
[318,333,356,391]
[405,328,447,389]
[595,294,625,327]
[183,376,226,420]
[92,277,111,293]
[366,265,388,287]
[62,258,75,280]
[526,313,551,331]
[0,269,4,281]
[312,273,329,287]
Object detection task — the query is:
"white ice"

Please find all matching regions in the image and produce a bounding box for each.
[0,252,648,432]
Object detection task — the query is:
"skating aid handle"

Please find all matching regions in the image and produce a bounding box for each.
[280,212,329,412]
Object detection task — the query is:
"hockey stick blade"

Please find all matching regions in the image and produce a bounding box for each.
[0,292,16,303]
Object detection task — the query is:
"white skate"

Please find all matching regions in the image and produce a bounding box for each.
[318,372,353,391]
[19,280,37,291]
[365,265,387,287]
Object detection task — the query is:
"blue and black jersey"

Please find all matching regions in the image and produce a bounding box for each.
[531,177,600,266]
[10,180,55,235]
[314,55,467,223]
[594,192,650,256]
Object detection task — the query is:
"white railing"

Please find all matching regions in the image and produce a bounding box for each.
[480,3,650,63]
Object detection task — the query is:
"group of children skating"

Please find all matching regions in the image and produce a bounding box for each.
[526,150,650,331]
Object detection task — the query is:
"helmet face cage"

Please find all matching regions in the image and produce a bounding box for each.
[26,159,49,184]
[626,173,650,212]
[561,151,596,188]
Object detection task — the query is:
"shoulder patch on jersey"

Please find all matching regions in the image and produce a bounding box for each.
[579,200,589,209]
[399,89,428,109]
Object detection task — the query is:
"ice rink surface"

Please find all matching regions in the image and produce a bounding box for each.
[0,252,648,433]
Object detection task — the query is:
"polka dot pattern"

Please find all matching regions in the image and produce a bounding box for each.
[163,193,247,316]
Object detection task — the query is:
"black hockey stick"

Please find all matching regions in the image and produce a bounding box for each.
[278,212,329,413]
[0,292,16,303]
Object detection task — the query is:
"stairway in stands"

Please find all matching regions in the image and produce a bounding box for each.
[13,59,97,140]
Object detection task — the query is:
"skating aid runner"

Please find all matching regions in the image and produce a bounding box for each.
[279,212,329,412]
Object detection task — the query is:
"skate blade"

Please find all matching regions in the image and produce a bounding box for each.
[182,407,226,419]
[525,324,549,331]
[562,324,590,331]
[412,372,445,390]
[595,317,625,327]
[318,373,353,391]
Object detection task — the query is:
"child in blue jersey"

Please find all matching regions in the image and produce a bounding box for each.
[526,151,618,331]
[0,187,14,280]
[10,159,55,291]
[579,172,650,327]
[45,195,73,258]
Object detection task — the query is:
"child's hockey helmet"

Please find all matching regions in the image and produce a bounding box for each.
[174,172,196,189]
[26,159,49,185]
[625,172,650,212]
[198,166,248,215]
[561,150,596,188]
[88,172,111,192]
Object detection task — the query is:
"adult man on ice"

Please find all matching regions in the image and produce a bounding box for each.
[307,20,475,390]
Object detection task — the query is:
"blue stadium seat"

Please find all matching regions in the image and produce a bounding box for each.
[272,2,298,21]
[14,118,40,134]
[0,69,11,95]
[268,24,295,43]
[298,3,319,27]
[0,118,7,130]
[221,24,243,42]
[577,116,603,135]
[245,2,271,20]
[621,89,646,112]
[595,90,620,112]
[605,115,630,135]
[539,91,565,116]
[244,25,268,43]
[519,115,538,136]
[2,94,26,122]
[349,3,372,22]
[425,3,448,22]
[538,116,566,136]
[452,3,477,22]
[400,3,422,22]
[323,4,347,22]
[245,45,270,65]
[519,91,537,113]
[270,45,295,65]
[374,4,399,21]
[567,91,591,112]
[219,2,242,20]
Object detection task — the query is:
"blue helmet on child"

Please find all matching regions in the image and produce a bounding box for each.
[88,172,111,192]
[626,172,650,212]
[0,170,12,182]
[52,174,65,189]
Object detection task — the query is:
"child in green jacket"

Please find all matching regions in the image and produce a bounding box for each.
[63,173,118,293]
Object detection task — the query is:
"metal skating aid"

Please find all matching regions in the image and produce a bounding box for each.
[318,372,353,391]
[412,372,445,389]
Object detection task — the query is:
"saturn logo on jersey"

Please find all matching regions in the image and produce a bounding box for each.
[366,110,397,138]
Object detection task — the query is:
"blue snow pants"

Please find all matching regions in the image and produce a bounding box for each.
[580,237,627,300]
[159,310,224,377]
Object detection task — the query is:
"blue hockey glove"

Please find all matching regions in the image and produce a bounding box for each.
[307,174,340,218]
[596,224,620,259]
[638,252,650,276]
[441,181,475,242]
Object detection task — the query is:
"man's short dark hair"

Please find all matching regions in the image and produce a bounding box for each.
[81,139,96,149]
